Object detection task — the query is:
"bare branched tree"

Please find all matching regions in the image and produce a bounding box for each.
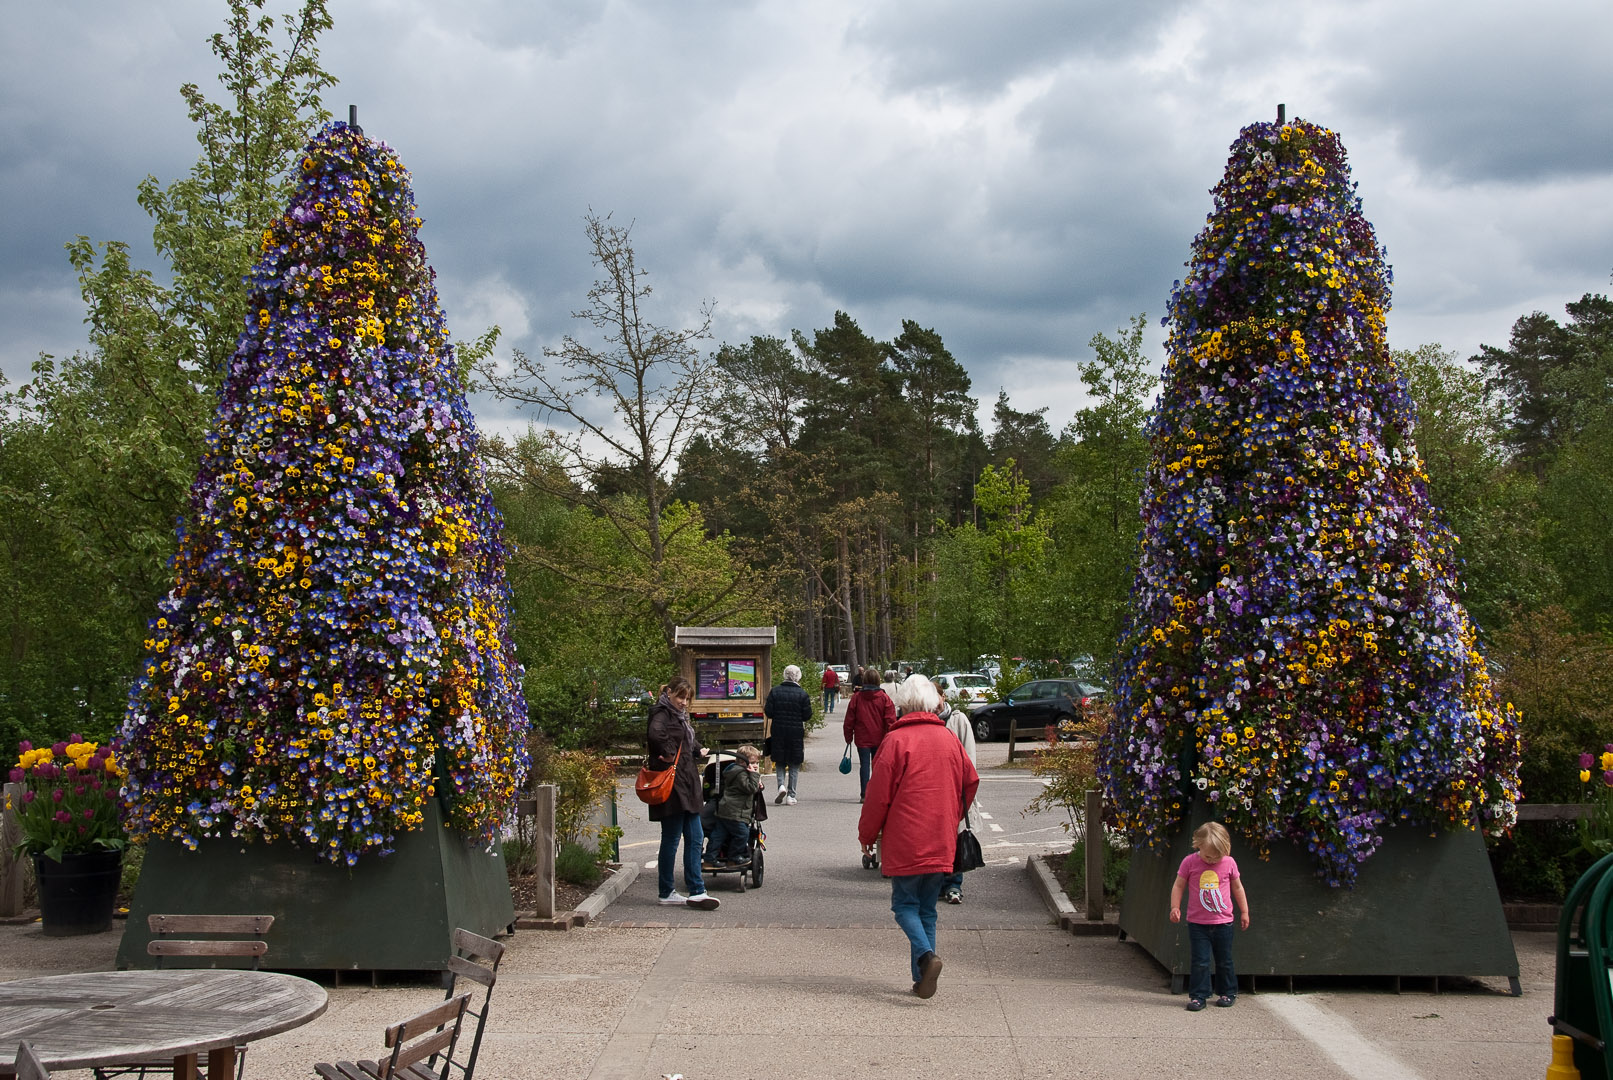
[479,212,770,656]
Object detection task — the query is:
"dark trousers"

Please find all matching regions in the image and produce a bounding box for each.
[1187,921,1237,1001]
[706,816,750,860]
[858,746,876,797]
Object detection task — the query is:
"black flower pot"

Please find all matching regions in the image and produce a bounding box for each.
[34,849,122,936]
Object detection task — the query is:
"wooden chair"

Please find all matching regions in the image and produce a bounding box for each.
[314,994,471,1080]
[14,1043,51,1080]
[93,915,273,1080]
[441,929,505,1080]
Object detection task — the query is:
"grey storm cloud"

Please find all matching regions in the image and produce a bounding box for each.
[3,0,1612,435]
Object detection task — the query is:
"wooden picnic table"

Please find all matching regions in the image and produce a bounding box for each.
[0,969,327,1080]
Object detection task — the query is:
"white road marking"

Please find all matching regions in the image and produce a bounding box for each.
[989,823,1004,832]
[644,860,657,869]
[1256,995,1424,1080]
[980,811,994,820]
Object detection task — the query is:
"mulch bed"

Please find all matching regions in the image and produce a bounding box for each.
[509,867,614,915]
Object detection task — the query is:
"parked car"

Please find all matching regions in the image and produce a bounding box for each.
[933,672,996,712]
[826,663,852,686]
[967,678,1107,743]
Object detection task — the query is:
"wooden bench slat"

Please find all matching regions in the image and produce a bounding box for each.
[385,996,467,1046]
[391,1029,454,1074]
[444,956,494,989]
[147,941,268,957]
[147,915,274,934]
[450,928,504,966]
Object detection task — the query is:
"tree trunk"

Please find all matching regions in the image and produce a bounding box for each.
[837,533,858,673]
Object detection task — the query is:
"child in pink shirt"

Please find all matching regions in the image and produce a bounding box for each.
[1169,820,1251,1010]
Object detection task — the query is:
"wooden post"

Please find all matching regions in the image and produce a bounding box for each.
[1007,719,1018,763]
[1,782,26,917]
[533,784,556,919]
[1084,788,1104,921]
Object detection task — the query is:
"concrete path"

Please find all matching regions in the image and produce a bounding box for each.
[0,724,1562,1079]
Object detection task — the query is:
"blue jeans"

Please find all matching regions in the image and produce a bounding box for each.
[1188,921,1237,1000]
[858,747,875,797]
[942,870,963,897]
[657,809,707,899]
[890,873,946,981]
[824,687,838,712]
[776,763,798,797]
[706,816,750,861]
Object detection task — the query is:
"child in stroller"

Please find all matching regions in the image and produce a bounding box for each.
[700,744,767,889]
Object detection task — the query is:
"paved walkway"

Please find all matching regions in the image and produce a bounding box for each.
[0,725,1563,1079]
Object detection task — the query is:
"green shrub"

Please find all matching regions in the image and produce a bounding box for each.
[1488,821,1598,903]
[1062,835,1130,907]
[1489,607,1612,803]
[555,841,602,886]
[502,835,536,877]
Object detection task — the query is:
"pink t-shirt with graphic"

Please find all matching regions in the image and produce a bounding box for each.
[1177,852,1239,925]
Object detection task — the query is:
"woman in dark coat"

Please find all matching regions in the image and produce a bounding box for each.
[764,664,813,804]
[646,675,720,909]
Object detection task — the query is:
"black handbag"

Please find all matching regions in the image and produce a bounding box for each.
[954,828,985,874]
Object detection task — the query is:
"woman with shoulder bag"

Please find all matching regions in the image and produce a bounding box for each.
[646,676,720,909]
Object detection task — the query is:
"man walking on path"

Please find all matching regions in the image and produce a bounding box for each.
[821,663,840,713]
[857,674,979,998]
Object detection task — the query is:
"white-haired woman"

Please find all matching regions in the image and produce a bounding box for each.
[764,664,812,804]
[937,686,982,904]
[856,673,979,998]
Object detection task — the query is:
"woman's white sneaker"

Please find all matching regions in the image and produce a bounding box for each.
[686,893,721,910]
[657,891,687,905]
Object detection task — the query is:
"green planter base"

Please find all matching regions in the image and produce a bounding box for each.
[116,799,513,971]
[1118,804,1520,994]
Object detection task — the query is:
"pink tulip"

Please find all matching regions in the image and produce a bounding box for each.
[54,810,71,823]
[17,740,31,752]
[1585,752,1598,769]
[21,790,34,804]
[6,768,20,783]
[51,788,63,803]
[1604,769,1613,788]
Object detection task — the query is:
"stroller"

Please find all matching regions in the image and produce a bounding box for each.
[699,751,767,891]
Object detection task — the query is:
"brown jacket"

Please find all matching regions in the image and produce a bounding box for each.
[646,701,703,820]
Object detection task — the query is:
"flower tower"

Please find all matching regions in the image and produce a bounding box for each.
[1104,115,1520,989]
[116,121,527,969]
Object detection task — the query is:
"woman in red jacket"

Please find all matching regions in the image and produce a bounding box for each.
[842,667,895,801]
[856,674,979,998]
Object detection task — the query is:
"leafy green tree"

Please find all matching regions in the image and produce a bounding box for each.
[1400,344,1557,631]
[886,320,978,528]
[987,391,1060,502]
[1474,293,1613,471]
[0,0,335,746]
[1045,315,1157,668]
[1543,409,1613,631]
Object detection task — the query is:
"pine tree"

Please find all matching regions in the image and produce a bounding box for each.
[1099,118,1521,886]
[119,122,529,865]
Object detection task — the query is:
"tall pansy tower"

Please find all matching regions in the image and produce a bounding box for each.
[1103,117,1520,989]
[117,122,526,969]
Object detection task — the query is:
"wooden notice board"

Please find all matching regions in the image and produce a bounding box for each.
[673,626,776,746]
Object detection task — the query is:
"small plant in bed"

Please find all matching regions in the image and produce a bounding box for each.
[556,841,603,886]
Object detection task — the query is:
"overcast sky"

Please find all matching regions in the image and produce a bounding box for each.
[4,0,1611,443]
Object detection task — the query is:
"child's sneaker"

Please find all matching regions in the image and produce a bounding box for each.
[1185,998,1207,1012]
[1214,995,1236,1008]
